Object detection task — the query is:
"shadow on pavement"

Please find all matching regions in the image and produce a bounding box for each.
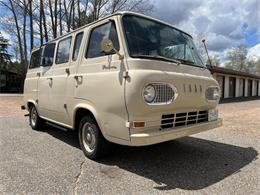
[43,125,80,149]
[43,125,258,191]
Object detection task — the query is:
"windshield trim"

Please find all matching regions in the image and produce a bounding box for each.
[131,54,181,64]
[121,14,206,68]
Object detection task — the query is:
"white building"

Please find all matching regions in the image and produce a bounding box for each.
[208,66,260,102]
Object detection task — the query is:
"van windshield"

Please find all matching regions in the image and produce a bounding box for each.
[122,15,205,67]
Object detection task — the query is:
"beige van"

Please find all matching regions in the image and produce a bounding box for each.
[23,11,222,159]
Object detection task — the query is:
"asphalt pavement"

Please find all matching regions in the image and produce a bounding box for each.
[0,97,259,194]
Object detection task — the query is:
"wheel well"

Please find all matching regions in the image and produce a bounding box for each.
[74,108,97,131]
[27,102,34,110]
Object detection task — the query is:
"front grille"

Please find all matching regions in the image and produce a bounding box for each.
[152,84,175,104]
[160,110,208,129]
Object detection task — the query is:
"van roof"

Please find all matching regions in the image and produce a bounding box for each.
[32,11,192,52]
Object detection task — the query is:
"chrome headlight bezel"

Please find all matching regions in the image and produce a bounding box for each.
[143,83,178,105]
[205,86,221,102]
[143,84,156,103]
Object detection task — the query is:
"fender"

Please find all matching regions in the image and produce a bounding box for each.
[73,102,104,135]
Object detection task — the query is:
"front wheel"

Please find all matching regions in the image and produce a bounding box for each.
[29,105,45,130]
[78,116,109,159]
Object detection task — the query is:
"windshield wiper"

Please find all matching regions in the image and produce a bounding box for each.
[132,54,181,65]
[175,58,195,65]
[175,58,207,69]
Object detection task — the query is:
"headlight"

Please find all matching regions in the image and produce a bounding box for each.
[143,83,177,105]
[143,85,156,103]
[205,87,220,102]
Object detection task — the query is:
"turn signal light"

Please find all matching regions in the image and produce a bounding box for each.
[133,121,145,128]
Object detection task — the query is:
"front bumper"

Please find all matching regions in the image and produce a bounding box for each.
[130,118,222,146]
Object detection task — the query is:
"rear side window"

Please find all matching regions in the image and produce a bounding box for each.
[56,37,72,64]
[42,43,56,66]
[86,21,119,58]
[29,49,42,69]
[72,32,84,61]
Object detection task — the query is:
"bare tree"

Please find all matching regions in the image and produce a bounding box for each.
[109,0,153,14]
[42,1,49,42]
[28,0,34,51]
[48,0,57,38]
[59,0,62,36]
[1,0,153,68]
[207,55,221,67]
[225,45,248,71]
[1,0,24,63]
[22,0,28,65]
[77,0,81,27]
[72,0,75,30]
[39,0,44,45]
[54,0,58,37]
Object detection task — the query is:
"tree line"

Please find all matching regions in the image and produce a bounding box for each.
[0,0,153,77]
[206,45,260,76]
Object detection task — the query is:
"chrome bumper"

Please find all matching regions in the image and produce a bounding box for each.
[130,118,222,146]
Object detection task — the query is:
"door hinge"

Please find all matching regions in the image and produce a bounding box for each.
[123,71,129,79]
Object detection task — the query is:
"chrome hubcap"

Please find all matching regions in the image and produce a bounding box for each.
[82,123,96,153]
[31,107,37,126]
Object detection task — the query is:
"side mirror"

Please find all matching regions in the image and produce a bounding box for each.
[101,38,114,53]
[100,38,124,60]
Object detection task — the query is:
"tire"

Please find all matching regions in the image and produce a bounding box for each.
[29,105,45,130]
[78,116,109,159]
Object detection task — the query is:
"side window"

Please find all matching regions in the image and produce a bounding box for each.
[86,21,119,58]
[42,43,56,66]
[29,48,42,69]
[56,37,72,64]
[72,32,84,61]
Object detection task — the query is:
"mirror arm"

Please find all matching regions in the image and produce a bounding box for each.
[113,48,124,60]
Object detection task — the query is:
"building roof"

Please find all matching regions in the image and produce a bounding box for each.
[207,65,260,79]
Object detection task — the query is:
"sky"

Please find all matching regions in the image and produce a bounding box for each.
[150,0,260,63]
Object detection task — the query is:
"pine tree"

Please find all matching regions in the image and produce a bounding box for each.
[0,32,12,72]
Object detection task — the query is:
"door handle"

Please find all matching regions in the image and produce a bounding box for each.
[47,77,53,86]
[74,75,83,86]
[65,68,70,75]
[36,72,41,77]
[74,75,83,80]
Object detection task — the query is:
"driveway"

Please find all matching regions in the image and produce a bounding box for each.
[0,96,259,194]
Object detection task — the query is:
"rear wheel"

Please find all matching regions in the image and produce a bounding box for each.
[78,116,109,159]
[29,105,45,130]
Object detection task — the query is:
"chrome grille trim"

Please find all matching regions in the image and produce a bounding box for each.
[160,110,208,129]
[145,83,177,105]
[183,84,203,93]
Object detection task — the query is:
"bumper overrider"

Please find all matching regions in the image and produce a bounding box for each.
[130,118,222,146]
